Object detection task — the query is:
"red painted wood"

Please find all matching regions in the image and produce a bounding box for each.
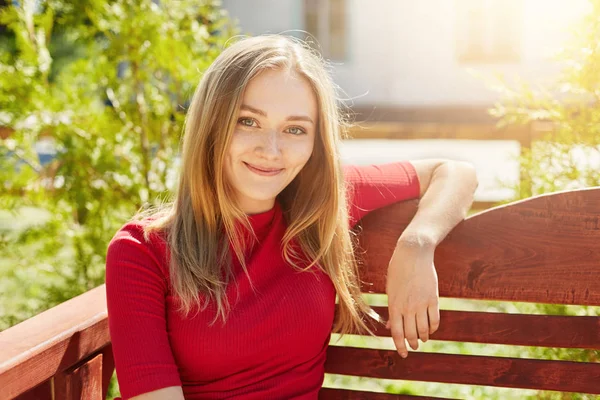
[318,388,453,399]
[356,189,600,306]
[0,285,111,398]
[54,353,103,400]
[12,380,52,400]
[325,347,600,393]
[366,307,600,349]
[101,344,115,400]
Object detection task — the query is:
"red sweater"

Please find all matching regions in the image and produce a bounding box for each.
[106,161,420,399]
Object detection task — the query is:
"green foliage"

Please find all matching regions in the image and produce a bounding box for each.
[0,0,237,326]
[490,0,600,197]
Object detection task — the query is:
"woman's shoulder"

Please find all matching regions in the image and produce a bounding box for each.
[111,216,166,245]
[107,216,171,276]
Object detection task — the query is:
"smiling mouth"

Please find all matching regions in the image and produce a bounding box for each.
[244,162,284,176]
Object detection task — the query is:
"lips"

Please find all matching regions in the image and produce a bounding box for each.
[244,162,283,172]
[244,162,284,176]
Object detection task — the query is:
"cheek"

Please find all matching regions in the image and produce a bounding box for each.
[228,131,256,156]
[288,139,315,167]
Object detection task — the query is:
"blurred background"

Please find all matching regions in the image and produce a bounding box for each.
[1,1,599,399]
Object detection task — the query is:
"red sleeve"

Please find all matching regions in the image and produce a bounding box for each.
[344,161,421,227]
[105,222,182,399]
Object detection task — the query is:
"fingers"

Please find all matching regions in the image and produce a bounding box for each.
[428,303,440,335]
[416,310,429,343]
[403,313,419,351]
[389,317,409,358]
[389,302,441,358]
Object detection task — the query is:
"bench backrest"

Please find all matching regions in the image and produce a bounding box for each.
[322,188,600,398]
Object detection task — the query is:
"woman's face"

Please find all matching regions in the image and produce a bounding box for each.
[224,68,318,215]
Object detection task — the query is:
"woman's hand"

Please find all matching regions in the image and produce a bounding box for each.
[383,159,475,357]
[386,239,440,358]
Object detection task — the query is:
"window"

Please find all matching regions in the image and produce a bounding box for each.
[456,0,522,63]
[304,0,347,61]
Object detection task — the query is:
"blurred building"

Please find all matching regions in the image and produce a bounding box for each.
[222,0,590,122]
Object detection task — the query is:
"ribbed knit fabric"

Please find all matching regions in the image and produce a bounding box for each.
[105,161,420,400]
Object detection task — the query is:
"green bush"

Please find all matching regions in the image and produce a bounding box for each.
[0,0,237,327]
[491,1,600,198]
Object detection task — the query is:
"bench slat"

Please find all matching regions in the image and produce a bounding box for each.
[54,352,103,400]
[356,189,600,306]
[325,347,600,394]
[367,307,600,349]
[319,388,454,399]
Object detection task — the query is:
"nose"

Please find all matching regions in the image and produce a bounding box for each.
[257,130,282,159]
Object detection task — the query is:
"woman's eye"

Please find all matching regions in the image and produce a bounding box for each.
[287,126,306,135]
[238,118,257,127]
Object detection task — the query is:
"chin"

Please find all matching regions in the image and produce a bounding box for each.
[248,193,279,202]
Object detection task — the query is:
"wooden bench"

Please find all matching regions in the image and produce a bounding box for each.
[323,187,600,398]
[1,188,599,399]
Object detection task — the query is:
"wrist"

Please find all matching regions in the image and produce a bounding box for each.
[389,233,437,275]
[396,230,437,251]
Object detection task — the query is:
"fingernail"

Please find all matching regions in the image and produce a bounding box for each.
[401,353,407,358]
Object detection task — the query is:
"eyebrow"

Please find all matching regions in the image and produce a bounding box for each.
[240,104,315,124]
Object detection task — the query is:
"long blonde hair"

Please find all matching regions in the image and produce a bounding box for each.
[144,34,376,334]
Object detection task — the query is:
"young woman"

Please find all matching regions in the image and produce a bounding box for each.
[105,35,478,400]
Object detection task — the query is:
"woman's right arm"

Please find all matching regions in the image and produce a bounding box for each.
[106,222,184,399]
[130,386,184,400]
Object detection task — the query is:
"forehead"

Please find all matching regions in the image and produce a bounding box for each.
[241,68,318,120]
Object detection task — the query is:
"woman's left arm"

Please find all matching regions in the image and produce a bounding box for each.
[386,159,478,358]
